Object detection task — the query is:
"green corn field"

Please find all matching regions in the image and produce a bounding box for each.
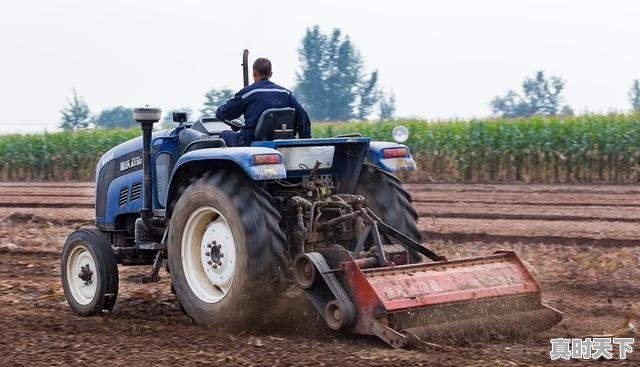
[0,129,140,180]
[1,113,640,182]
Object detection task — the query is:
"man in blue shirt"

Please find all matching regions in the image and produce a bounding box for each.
[216,58,312,147]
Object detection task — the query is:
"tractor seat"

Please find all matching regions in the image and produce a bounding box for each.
[254,108,296,141]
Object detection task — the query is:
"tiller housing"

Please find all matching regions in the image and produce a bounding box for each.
[293,208,562,348]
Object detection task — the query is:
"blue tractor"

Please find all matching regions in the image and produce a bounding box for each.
[60,52,561,348]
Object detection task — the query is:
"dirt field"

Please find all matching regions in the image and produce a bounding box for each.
[0,182,638,366]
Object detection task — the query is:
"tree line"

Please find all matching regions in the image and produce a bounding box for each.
[58,26,640,130]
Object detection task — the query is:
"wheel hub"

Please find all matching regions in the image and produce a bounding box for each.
[205,240,224,268]
[78,264,93,285]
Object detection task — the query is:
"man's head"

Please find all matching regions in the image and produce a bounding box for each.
[252,58,272,82]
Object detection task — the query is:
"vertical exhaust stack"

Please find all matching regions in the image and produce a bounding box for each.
[132,107,164,241]
[242,49,249,87]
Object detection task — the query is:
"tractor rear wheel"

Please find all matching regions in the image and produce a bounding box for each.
[61,228,119,316]
[355,165,422,262]
[167,171,286,328]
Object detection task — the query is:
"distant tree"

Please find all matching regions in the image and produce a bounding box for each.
[629,79,640,111]
[491,71,572,118]
[357,71,380,120]
[59,89,91,131]
[560,105,574,116]
[491,90,528,118]
[94,106,135,129]
[201,88,234,117]
[161,107,193,128]
[379,91,396,120]
[295,26,381,121]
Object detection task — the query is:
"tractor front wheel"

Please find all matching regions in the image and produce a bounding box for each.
[167,171,286,328]
[61,228,119,316]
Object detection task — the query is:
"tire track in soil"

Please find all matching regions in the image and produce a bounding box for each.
[3,182,640,246]
[412,198,640,208]
[405,183,640,195]
[0,193,94,197]
[413,198,640,208]
[417,211,640,223]
[421,230,640,247]
[0,203,94,208]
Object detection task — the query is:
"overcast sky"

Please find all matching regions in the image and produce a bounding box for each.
[0,0,639,133]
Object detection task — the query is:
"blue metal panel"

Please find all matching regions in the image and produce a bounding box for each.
[367,141,417,173]
[254,138,416,174]
[170,147,287,183]
[252,138,372,181]
[95,129,175,178]
[97,130,178,226]
[252,137,371,149]
[101,169,144,226]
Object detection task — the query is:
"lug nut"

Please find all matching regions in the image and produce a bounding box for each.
[212,264,218,269]
[207,243,212,248]
[216,261,222,266]
[220,253,224,258]
[212,240,217,245]
[205,252,210,256]
[207,260,213,265]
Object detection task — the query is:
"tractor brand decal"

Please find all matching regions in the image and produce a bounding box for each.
[119,156,143,172]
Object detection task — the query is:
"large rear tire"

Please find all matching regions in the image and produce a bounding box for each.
[167,171,286,328]
[355,165,422,261]
[61,228,119,316]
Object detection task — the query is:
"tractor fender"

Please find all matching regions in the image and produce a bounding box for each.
[165,147,286,213]
[367,141,417,173]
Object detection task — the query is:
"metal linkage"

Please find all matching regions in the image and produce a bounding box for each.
[350,207,444,264]
[364,208,445,262]
[141,250,163,283]
[127,250,164,283]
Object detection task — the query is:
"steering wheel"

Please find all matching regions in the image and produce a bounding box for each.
[222,119,245,131]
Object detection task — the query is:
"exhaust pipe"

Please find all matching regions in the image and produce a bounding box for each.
[132,107,165,240]
[242,49,249,87]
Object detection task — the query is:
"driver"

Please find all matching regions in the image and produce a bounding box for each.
[215,57,311,147]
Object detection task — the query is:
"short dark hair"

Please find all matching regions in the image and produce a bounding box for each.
[253,58,272,77]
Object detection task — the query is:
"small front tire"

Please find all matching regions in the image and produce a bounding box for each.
[61,228,119,316]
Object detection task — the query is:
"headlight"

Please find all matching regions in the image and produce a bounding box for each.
[392,125,409,143]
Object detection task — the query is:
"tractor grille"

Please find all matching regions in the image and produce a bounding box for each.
[130,182,142,202]
[119,186,129,207]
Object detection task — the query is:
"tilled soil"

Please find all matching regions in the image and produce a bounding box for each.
[0,182,638,366]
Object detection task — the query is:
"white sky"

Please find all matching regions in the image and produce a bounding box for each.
[0,0,639,133]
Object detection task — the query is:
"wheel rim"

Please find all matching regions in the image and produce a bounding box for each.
[182,206,237,303]
[66,244,98,305]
